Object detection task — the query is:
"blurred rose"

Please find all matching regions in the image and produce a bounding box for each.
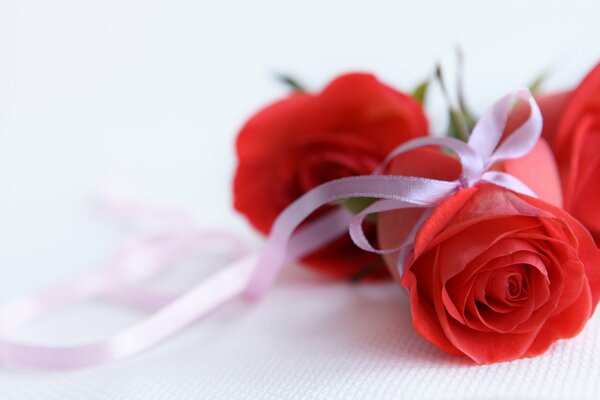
[234,73,428,279]
[533,63,600,244]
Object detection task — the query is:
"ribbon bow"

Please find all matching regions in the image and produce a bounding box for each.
[0,89,542,369]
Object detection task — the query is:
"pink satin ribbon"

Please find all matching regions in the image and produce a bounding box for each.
[0,88,542,370]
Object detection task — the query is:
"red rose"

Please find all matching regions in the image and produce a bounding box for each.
[234,73,428,279]
[380,184,600,363]
[535,63,600,244]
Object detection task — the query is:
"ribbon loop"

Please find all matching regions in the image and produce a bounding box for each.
[468,92,515,160]
[488,89,543,165]
[349,199,427,255]
[469,88,543,169]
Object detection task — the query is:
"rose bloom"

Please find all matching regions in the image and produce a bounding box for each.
[378,145,599,363]
[380,183,600,364]
[530,63,600,244]
[234,73,428,279]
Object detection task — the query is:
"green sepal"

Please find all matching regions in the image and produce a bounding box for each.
[412,79,429,104]
[276,73,306,92]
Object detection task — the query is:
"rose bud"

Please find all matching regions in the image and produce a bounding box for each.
[234,73,428,280]
[379,183,600,363]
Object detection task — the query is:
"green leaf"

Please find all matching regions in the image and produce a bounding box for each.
[447,109,469,141]
[276,73,306,92]
[435,64,470,142]
[349,258,385,283]
[455,46,478,133]
[412,79,429,104]
[340,197,377,217]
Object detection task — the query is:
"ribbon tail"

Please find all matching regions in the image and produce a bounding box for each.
[0,254,256,370]
[0,208,351,370]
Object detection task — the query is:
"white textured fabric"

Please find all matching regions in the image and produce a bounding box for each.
[1,266,600,400]
[3,0,600,398]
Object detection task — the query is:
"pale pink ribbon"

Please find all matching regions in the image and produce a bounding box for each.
[0,88,542,370]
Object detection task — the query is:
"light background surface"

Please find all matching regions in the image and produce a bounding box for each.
[1,1,600,399]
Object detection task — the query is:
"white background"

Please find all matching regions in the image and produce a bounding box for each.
[1,1,600,399]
